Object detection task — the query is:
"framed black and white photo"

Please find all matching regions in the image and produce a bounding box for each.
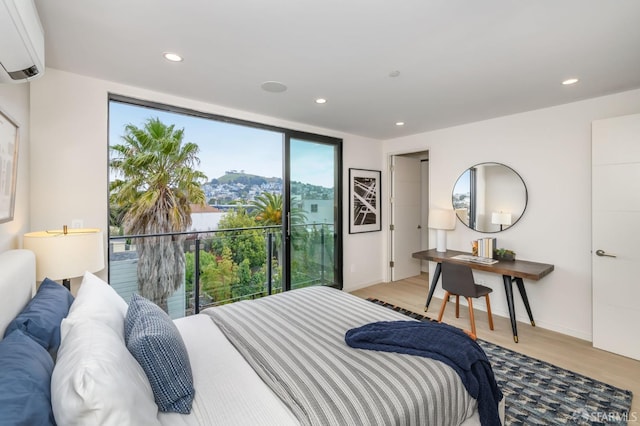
[0,108,19,224]
[349,168,381,234]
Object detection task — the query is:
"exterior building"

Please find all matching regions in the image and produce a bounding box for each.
[189,204,226,232]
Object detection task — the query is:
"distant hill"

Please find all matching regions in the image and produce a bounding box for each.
[211,172,282,186]
[208,172,333,199]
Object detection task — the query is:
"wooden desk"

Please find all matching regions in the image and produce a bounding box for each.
[412,248,554,343]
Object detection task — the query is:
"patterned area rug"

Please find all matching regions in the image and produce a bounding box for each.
[366,299,634,425]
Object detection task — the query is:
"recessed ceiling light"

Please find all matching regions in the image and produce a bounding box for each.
[562,78,579,85]
[315,98,327,104]
[163,52,183,62]
[395,121,405,126]
[261,81,288,93]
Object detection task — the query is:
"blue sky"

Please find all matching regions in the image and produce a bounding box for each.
[108,101,335,187]
[453,169,470,195]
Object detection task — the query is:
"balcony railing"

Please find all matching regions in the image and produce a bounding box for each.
[108,223,335,318]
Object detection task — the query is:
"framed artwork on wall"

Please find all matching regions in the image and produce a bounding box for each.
[0,108,19,224]
[349,168,381,234]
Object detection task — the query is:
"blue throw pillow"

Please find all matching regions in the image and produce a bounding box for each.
[4,278,74,357]
[125,293,195,414]
[0,329,56,425]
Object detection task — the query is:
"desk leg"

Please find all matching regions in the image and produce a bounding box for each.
[515,277,535,326]
[502,275,519,343]
[424,262,442,312]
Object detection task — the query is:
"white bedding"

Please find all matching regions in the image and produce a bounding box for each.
[158,314,299,426]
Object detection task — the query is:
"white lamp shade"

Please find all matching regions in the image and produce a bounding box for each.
[428,209,456,230]
[491,212,512,226]
[23,228,105,281]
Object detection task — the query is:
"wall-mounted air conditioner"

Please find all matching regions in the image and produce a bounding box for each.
[0,0,44,83]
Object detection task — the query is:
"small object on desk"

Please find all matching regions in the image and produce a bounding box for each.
[471,240,478,256]
[451,254,498,265]
[494,248,516,261]
[475,237,497,258]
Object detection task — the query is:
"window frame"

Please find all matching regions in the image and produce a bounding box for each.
[107,93,343,294]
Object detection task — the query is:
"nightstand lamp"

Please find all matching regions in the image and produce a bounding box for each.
[23,226,105,290]
[428,209,456,253]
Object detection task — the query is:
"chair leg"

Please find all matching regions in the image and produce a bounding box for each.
[437,291,450,322]
[467,297,477,337]
[464,330,478,341]
[455,295,460,318]
[485,294,494,330]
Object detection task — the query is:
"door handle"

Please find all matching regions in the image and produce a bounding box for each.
[595,249,616,258]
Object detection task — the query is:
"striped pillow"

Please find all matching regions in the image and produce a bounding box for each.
[125,294,195,414]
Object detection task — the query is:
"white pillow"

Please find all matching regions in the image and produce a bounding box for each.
[51,319,160,426]
[62,272,128,340]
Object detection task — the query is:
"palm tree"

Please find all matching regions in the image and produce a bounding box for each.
[251,192,308,226]
[250,192,309,265]
[251,192,282,225]
[110,117,207,311]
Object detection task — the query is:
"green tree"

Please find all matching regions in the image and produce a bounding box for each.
[185,250,216,293]
[109,117,207,311]
[201,246,236,303]
[194,209,268,302]
[250,192,307,226]
[250,192,308,265]
[213,208,266,268]
[231,258,265,300]
[251,192,282,225]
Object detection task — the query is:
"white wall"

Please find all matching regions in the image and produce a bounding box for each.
[21,67,640,341]
[0,83,30,252]
[29,68,384,292]
[383,88,640,341]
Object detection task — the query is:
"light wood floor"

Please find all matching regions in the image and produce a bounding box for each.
[351,274,639,422]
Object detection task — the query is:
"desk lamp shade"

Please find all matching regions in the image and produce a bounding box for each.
[24,228,105,289]
[491,212,512,231]
[428,209,456,252]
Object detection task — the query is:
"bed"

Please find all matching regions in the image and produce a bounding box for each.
[0,249,504,425]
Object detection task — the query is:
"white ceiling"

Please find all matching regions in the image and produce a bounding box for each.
[33,0,640,140]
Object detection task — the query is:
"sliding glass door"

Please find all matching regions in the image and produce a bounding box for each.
[108,96,342,315]
[285,136,342,291]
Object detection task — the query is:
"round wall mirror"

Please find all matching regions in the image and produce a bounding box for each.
[452,162,527,233]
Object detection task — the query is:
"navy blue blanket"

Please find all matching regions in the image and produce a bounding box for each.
[345,321,503,426]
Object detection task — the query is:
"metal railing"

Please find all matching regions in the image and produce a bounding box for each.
[108,223,335,317]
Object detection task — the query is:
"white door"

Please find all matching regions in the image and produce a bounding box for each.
[390,155,422,281]
[592,112,640,361]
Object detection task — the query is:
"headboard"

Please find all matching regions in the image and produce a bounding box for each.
[0,249,36,338]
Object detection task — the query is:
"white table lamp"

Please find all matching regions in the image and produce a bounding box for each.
[491,212,512,231]
[23,226,105,290]
[428,209,456,252]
